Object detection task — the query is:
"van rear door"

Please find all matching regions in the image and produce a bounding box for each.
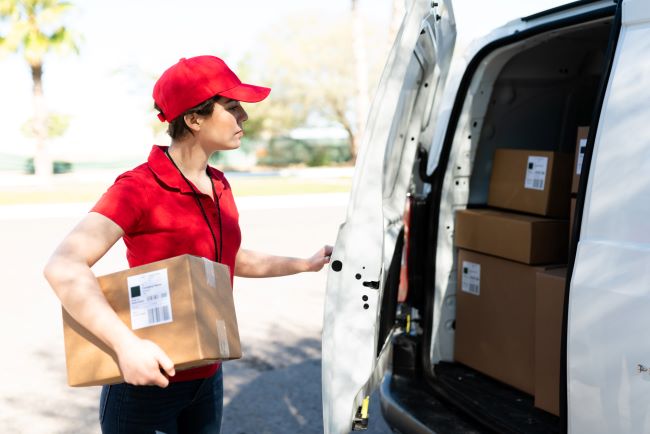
[567,1,650,433]
[321,1,456,433]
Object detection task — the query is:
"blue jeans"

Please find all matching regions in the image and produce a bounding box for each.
[99,368,223,434]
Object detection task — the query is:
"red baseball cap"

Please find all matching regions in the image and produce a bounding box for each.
[153,55,271,122]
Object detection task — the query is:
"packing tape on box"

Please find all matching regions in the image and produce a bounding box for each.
[216,319,230,358]
[203,257,216,288]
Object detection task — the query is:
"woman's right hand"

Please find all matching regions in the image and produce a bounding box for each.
[115,335,176,387]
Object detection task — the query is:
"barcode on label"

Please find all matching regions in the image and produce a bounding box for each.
[127,268,174,330]
[461,261,481,296]
[147,306,171,325]
[524,156,548,191]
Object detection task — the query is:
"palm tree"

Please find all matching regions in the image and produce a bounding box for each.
[0,0,79,178]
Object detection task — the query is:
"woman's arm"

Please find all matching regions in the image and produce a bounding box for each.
[234,245,333,278]
[43,212,175,387]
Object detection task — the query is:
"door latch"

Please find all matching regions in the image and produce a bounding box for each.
[635,364,650,382]
[362,280,379,289]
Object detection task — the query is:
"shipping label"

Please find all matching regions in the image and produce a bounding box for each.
[461,261,481,296]
[525,156,548,190]
[576,139,587,175]
[127,269,173,330]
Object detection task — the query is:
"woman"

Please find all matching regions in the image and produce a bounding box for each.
[43,55,333,434]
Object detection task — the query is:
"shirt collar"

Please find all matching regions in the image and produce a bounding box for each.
[147,145,225,197]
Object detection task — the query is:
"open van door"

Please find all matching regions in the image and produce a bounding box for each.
[322,1,456,433]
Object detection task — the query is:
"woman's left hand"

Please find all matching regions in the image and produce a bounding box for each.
[305,245,334,272]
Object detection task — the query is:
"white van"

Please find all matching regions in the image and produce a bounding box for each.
[322,0,650,433]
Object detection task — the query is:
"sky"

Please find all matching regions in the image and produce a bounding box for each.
[0,0,571,163]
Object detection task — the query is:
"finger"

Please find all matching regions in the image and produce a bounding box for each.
[317,257,330,269]
[154,372,170,388]
[156,349,176,377]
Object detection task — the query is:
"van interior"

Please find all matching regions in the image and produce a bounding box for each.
[389,14,615,434]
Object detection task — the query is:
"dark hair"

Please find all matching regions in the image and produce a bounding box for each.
[155,95,220,140]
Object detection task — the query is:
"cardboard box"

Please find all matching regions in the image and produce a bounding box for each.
[62,254,241,387]
[535,268,567,416]
[572,127,589,193]
[569,197,577,246]
[455,249,551,395]
[488,149,572,217]
[455,208,568,264]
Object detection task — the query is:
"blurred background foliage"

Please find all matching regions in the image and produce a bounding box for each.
[0,0,80,178]
[0,0,402,176]
[235,8,394,167]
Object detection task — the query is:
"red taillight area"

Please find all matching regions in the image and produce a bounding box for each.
[397,196,412,303]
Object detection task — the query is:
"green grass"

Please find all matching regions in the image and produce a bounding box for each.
[0,176,352,205]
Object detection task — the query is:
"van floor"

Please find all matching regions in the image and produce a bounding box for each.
[431,362,560,434]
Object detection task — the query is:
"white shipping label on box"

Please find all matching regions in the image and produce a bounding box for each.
[461,261,481,296]
[525,156,548,190]
[576,139,587,175]
[127,269,173,330]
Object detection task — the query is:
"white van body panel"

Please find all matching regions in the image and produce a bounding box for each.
[568,1,650,433]
[321,0,456,432]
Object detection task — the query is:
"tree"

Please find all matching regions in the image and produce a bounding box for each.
[21,111,70,139]
[0,0,79,178]
[245,10,389,163]
[351,0,369,161]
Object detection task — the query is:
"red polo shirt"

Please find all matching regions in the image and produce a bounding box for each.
[91,145,241,382]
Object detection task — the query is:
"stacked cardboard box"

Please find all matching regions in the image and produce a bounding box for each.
[62,254,241,387]
[488,149,573,218]
[456,249,552,393]
[454,147,574,413]
[534,267,567,416]
[572,127,590,194]
[455,209,568,265]
[570,197,577,246]
[569,127,588,246]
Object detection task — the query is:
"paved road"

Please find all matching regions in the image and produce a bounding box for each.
[0,194,394,434]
